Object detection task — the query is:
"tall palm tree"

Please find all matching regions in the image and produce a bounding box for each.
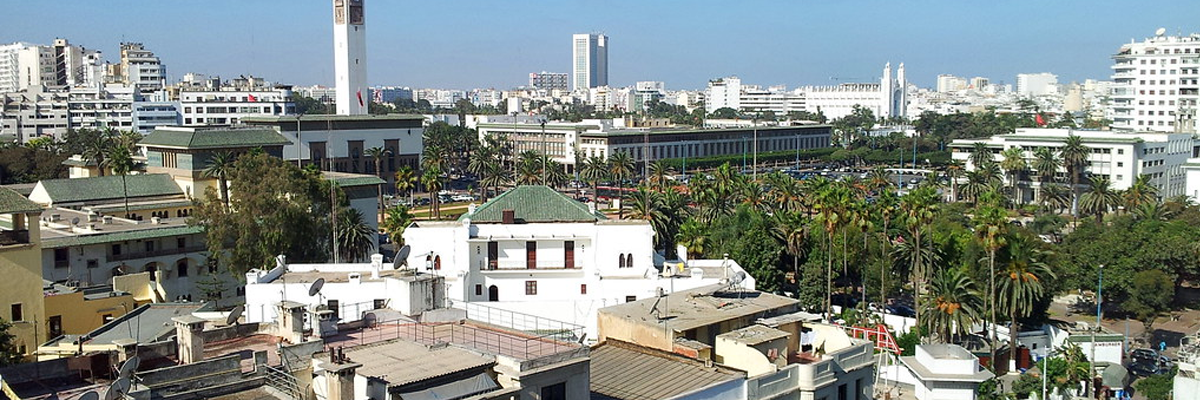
[648,160,674,189]
[421,166,444,219]
[866,166,892,194]
[1122,174,1158,212]
[900,186,939,328]
[81,130,113,177]
[480,160,511,201]
[104,146,135,217]
[1038,183,1071,215]
[1060,135,1090,218]
[336,208,376,262]
[969,142,993,170]
[607,152,635,218]
[365,146,391,220]
[394,166,417,205]
[876,190,899,307]
[1031,147,1061,202]
[773,211,809,282]
[515,151,542,185]
[581,156,609,201]
[1079,177,1121,226]
[945,160,965,202]
[1000,147,1028,206]
[973,193,1008,366]
[921,268,984,343]
[814,181,852,318]
[204,151,236,209]
[997,233,1056,366]
[379,205,414,246]
[675,220,708,259]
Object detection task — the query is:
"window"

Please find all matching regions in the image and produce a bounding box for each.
[525,280,538,295]
[177,238,186,248]
[626,254,633,269]
[618,254,626,268]
[564,241,575,269]
[328,300,339,320]
[48,316,62,338]
[487,241,498,270]
[177,260,188,277]
[10,303,22,321]
[111,244,122,256]
[540,382,566,400]
[87,259,98,269]
[434,255,441,270]
[54,248,69,268]
[625,296,637,303]
[580,284,587,295]
[145,241,155,252]
[475,284,483,296]
[526,241,537,269]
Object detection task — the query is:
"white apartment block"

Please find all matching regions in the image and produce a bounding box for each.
[400,185,756,341]
[937,74,968,93]
[178,85,295,125]
[0,39,105,93]
[949,128,1194,201]
[115,42,166,93]
[707,63,907,120]
[1109,29,1200,132]
[1,85,179,141]
[572,33,608,91]
[529,71,569,91]
[1016,73,1059,97]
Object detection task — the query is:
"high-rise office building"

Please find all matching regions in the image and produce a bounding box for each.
[1109,28,1200,132]
[572,33,608,91]
[333,0,368,115]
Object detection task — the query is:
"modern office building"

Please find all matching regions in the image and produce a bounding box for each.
[707,64,907,119]
[1109,29,1200,132]
[572,33,608,91]
[175,76,295,125]
[936,74,968,93]
[1,85,179,141]
[1016,73,1059,97]
[333,0,368,115]
[529,71,569,91]
[949,128,1194,201]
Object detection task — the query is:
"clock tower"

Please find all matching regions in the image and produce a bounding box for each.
[333,0,367,115]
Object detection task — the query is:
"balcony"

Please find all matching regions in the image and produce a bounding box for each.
[108,245,207,262]
[480,262,584,274]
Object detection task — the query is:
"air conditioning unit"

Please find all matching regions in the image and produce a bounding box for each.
[102,215,114,224]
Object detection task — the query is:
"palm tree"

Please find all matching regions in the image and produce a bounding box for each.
[866,166,893,194]
[204,151,236,209]
[1122,175,1158,212]
[945,160,965,202]
[421,166,444,219]
[395,166,418,204]
[876,190,899,307]
[969,142,993,170]
[973,194,1008,366]
[81,130,113,177]
[1060,135,1090,218]
[607,152,635,218]
[1132,201,1172,222]
[515,151,542,185]
[1031,147,1061,202]
[480,160,511,201]
[379,205,414,246]
[104,146,135,217]
[997,233,1056,366]
[336,208,376,262]
[581,156,609,201]
[649,160,674,189]
[1000,147,1028,206]
[1038,183,1071,214]
[921,268,984,343]
[900,186,939,328]
[1079,177,1121,225]
[773,211,809,282]
[365,146,391,221]
[814,181,852,318]
[675,220,708,259]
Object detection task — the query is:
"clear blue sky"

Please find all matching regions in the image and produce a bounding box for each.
[5,1,1199,90]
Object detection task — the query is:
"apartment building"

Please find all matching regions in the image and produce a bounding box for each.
[1109,29,1200,132]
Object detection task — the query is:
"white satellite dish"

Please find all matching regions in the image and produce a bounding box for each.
[117,356,139,378]
[1156,27,1167,36]
[105,377,130,400]
[731,271,747,285]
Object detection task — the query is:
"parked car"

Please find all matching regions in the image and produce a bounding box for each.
[451,194,475,202]
[886,304,916,318]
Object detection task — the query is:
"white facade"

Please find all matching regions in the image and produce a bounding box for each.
[0,39,105,93]
[529,71,568,91]
[333,0,368,115]
[117,42,165,93]
[1109,29,1200,132]
[178,87,294,125]
[901,344,994,400]
[1,84,180,140]
[705,76,743,113]
[572,33,608,91]
[1016,73,1059,97]
[400,189,756,341]
[949,128,1195,199]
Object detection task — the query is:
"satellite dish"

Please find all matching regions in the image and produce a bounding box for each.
[226,305,244,326]
[71,217,80,226]
[395,245,411,268]
[731,271,747,285]
[78,391,100,400]
[117,356,140,378]
[106,377,130,400]
[1156,27,1167,36]
[308,278,325,297]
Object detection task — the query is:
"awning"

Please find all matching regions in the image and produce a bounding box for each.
[398,373,499,400]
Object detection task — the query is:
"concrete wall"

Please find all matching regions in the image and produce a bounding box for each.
[136,355,242,396]
[512,358,589,400]
[0,212,46,358]
[43,289,137,336]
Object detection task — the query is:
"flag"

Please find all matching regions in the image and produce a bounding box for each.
[357,89,364,107]
[1035,114,1046,126]
[247,94,257,102]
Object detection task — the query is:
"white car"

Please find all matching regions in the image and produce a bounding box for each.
[451,194,475,202]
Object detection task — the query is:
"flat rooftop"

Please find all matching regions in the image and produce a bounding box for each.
[83,302,207,345]
[39,206,199,249]
[599,285,799,333]
[272,268,429,284]
[718,325,790,346]
[341,338,495,387]
[590,340,744,400]
[323,319,584,363]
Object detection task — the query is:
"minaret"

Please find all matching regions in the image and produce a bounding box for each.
[897,63,908,119]
[333,0,367,115]
[881,63,894,119]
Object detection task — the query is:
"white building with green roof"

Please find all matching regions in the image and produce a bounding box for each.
[401,185,754,342]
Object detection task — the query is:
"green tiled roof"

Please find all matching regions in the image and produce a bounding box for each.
[38,174,183,204]
[0,187,42,214]
[324,173,386,187]
[140,127,290,149]
[42,225,204,249]
[462,185,604,223]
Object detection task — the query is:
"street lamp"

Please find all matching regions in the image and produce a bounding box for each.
[1089,263,1104,396]
[540,119,547,185]
[295,113,304,168]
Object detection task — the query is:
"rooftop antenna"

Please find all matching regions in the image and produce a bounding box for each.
[648,287,668,320]
[225,305,244,326]
[308,277,325,298]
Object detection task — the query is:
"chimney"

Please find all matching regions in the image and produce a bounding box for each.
[321,361,361,400]
[172,315,206,364]
[370,254,383,279]
[112,338,138,364]
[501,209,515,224]
[276,301,306,344]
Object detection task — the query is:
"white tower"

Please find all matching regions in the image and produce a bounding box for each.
[896,63,908,119]
[880,63,894,119]
[333,0,367,115]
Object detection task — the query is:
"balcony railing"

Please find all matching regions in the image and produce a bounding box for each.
[108,245,207,262]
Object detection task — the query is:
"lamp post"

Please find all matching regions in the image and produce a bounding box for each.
[540,119,547,185]
[296,113,304,168]
[1089,263,1104,397]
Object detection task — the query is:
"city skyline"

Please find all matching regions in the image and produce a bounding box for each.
[3,1,1200,90]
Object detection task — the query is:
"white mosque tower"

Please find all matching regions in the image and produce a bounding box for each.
[881,62,894,119]
[333,0,367,115]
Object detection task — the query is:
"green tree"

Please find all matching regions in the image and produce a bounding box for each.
[900,186,939,327]
[365,146,391,220]
[1122,174,1158,212]
[103,145,135,217]
[710,107,740,119]
[921,268,983,343]
[80,129,113,177]
[379,205,414,246]
[0,318,22,366]
[337,208,376,262]
[676,219,708,260]
[1060,134,1090,218]
[974,192,1008,365]
[394,166,417,204]
[421,166,444,219]
[1134,368,1176,400]
[997,233,1055,366]
[1000,147,1028,206]
[1079,177,1120,225]
[1124,269,1174,334]
[191,152,333,273]
[607,152,635,218]
[204,151,236,210]
[707,205,784,292]
[581,156,609,201]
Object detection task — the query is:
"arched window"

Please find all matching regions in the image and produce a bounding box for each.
[618,254,625,268]
[177,259,189,277]
[626,254,633,269]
